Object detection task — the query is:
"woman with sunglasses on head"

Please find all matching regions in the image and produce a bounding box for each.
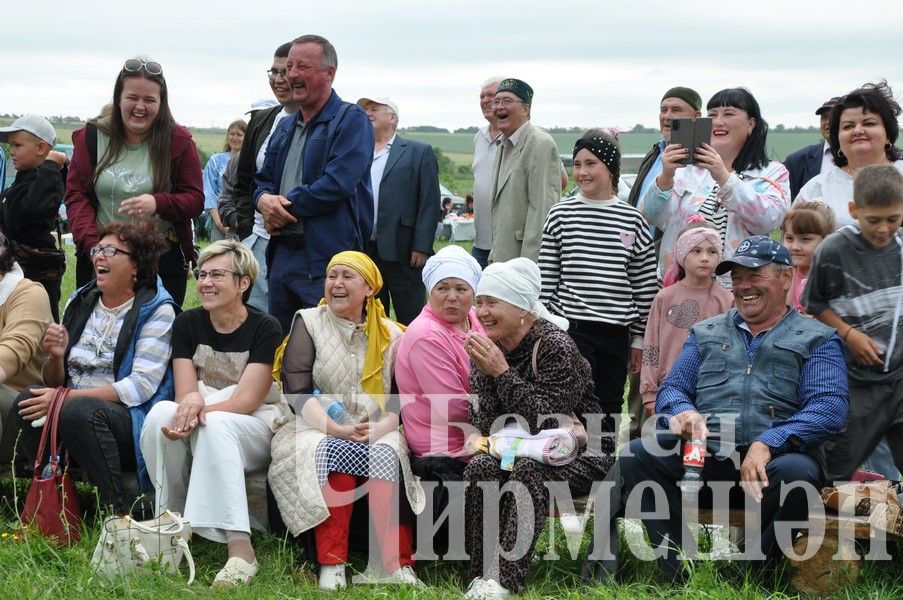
[65,56,204,306]
[13,220,177,515]
[141,240,284,588]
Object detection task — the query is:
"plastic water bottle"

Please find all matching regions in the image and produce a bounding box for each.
[41,456,60,479]
[681,425,705,497]
[324,400,355,425]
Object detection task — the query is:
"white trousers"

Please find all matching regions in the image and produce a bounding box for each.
[140,401,272,543]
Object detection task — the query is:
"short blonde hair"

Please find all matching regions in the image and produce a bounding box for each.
[197,240,259,285]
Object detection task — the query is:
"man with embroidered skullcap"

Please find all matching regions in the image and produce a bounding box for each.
[487,78,561,263]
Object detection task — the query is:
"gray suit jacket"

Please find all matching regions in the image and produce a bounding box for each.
[373,135,440,263]
[489,123,560,262]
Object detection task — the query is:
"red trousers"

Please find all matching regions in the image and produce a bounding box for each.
[315,472,414,572]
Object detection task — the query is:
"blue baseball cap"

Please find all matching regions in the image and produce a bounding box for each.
[715,235,792,275]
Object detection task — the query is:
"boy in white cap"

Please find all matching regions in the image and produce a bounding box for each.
[0,115,68,319]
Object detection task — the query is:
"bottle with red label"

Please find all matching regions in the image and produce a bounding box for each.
[681,421,705,495]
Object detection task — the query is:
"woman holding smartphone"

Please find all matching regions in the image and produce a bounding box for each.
[639,87,790,285]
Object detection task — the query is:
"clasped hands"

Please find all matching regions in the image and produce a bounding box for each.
[257,193,297,234]
[161,393,206,440]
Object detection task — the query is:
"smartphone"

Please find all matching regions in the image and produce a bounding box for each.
[670,117,712,166]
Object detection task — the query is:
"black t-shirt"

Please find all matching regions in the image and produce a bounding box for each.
[172,306,282,390]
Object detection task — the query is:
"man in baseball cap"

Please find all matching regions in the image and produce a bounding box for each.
[620,232,847,583]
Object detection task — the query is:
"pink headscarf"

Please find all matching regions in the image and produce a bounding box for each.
[662,223,723,287]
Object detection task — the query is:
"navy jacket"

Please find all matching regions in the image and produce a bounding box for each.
[372,136,440,263]
[253,91,374,276]
[784,142,827,200]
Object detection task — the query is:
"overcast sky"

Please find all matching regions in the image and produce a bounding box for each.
[5,0,901,132]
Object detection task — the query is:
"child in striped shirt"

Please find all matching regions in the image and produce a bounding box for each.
[538,131,657,423]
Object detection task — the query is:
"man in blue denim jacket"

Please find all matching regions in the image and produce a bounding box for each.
[253,34,374,334]
[619,236,849,583]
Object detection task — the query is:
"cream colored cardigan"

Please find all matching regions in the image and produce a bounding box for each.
[268,306,425,535]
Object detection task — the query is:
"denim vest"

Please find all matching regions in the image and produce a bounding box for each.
[693,309,832,454]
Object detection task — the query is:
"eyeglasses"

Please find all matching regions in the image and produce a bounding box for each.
[123,58,163,76]
[90,245,131,258]
[193,268,239,282]
[266,68,288,79]
[491,98,525,108]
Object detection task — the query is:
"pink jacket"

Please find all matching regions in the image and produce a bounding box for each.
[395,304,484,459]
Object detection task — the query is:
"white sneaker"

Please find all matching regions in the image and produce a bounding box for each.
[212,556,258,588]
[318,564,347,590]
[384,565,425,586]
[464,577,510,600]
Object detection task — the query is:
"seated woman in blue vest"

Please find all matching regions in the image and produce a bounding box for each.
[13,220,176,515]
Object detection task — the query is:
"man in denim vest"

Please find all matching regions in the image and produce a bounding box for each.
[619,236,848,583]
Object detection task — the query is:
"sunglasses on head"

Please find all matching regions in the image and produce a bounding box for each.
[123,58,163,76]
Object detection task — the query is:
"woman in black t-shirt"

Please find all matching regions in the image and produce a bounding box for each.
[141,240,283,588]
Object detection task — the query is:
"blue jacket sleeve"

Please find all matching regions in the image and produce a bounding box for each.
[288,109,374,218]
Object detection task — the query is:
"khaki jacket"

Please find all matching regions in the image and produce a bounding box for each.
[488,123,561,262]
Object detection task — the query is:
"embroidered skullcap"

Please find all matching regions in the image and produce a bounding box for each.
[497,78,533,104]
[476,257,569,330]
[422,245,482,292]
[662,86,702,111]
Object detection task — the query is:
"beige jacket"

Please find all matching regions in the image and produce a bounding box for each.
[0,267,52,390]
[268,306,425,536]
[488,122,561,262]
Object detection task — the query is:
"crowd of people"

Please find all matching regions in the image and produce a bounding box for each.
[0,32,902,597]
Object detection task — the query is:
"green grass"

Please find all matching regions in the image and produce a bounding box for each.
[404,131,823,164]
[2,470,901,599]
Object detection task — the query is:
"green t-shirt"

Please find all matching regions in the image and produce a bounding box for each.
[94,132,172,234]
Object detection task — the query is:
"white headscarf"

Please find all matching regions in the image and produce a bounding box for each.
[422,245,482,292]
[476,257,569,330]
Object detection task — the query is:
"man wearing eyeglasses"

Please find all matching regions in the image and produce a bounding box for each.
[218,41,297,312]
[357,97,440,326]
[487,78,561,263]
[253,34,374,334]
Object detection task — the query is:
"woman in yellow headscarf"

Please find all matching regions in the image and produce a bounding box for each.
[268,251,425,590]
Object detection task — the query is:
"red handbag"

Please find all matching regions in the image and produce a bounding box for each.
[21,387,81,545]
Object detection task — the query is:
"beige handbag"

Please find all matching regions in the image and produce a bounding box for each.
[90,510,195,583]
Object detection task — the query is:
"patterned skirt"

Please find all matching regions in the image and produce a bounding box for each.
[315,437,401,486]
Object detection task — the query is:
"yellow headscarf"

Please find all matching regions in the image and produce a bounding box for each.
[321,251,405,409]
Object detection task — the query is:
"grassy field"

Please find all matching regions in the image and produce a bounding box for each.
[33,124,823,197]
[2,473,902,598]
[403,131,824,164]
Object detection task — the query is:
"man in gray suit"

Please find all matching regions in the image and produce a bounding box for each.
[488,78,560,263]
[358,97,440,325]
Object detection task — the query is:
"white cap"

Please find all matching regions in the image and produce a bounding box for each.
[246,98,280,113]
[356,97,399,118]
[0,115,56,145]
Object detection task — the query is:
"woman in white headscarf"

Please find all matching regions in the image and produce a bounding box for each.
[395,246,484,553]
[460,257,614,599]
